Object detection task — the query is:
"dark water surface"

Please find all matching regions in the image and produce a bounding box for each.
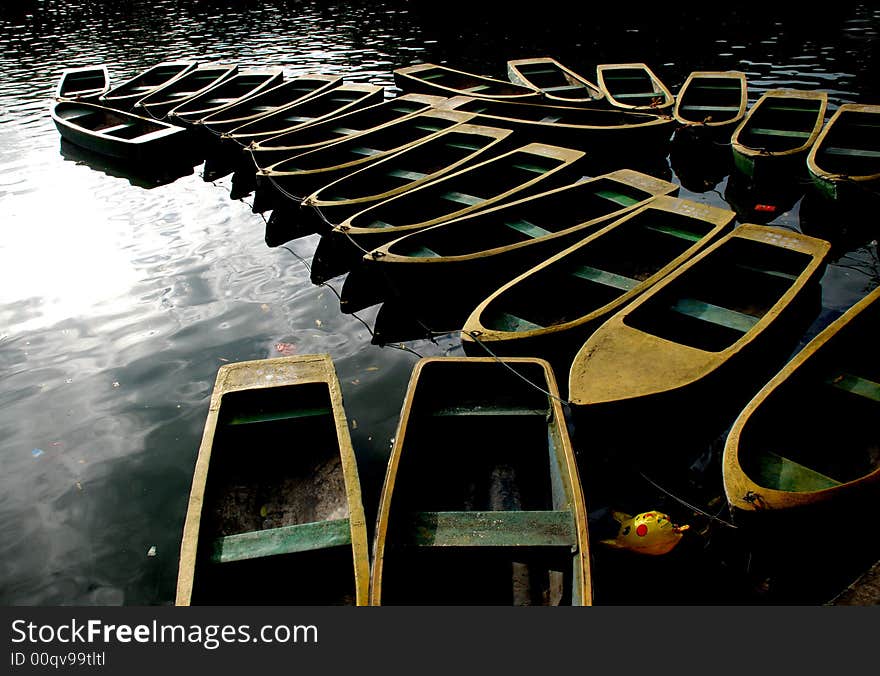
[1,1,878,605]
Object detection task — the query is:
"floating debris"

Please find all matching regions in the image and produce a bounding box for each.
[31,448,44,458]
[147,546,157,557]
[274,342,296,355]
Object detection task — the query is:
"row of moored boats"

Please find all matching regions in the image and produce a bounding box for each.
[52,56,880,605]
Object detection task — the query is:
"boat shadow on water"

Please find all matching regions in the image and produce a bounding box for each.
[723,170,807,225]
[669,133,733,193]
[59,138,200,189]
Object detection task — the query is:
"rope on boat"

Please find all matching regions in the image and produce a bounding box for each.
[637,470,738,529]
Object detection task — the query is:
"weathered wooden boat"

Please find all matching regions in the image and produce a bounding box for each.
[596,63,674,112]
[370,357,592,606]
[731,88,828,180]
[506,57,604,106]
[338,169,678,314]
[806,103,880,202]
[722,285,880,529]
[301,122,514,229]
[98,60,197,111]
[673,70,748,137]
[55,64,110,101]
[394,62,542,101]
[442,95,674,154]
[197,74,343,136]
[223,83,385,150]
[133,64,239,120]
[258,108,482,203]
[247,93,446,169]
[460,197,735,367]
[568,225,831,452]
[176,354,370,606]
[167,68,284,126]
[323,142,584,262]
[51,100,191,163]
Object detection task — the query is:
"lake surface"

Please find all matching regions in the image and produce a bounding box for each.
[1,1,878,605]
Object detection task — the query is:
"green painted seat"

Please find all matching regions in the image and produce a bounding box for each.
[670,298,760,333]
[595,189,640,207]
[825,372,880,402]
[747,127,812,138]
[211,518,352,564]
[226,406,331,426]
[488,311,544,332]
[823,147,880,159]
[570,265,638,291]
[441,191,484,206]
[644,223,704,242]
[504,219,552,239]
[403,510,576,547]
[754,451,841,492]
[430,406,550,417]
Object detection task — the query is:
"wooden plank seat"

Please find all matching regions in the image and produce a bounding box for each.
[490,311,544,332]
[403,510,576,547]
[542,84,589,92]
[226,406,331,426]
[679,105,743,112]
[387,168,428,181]
[670,298,760,333]
[504,218,552,239]
[210,518,352,564]
[644,223,704,242]
[755,451,842,492]
[430,406,550,417]
[747,127,812,138]
[825,372,880,402]
[441,191,484,206]
[612,92,662,99]
[99,122,136,135]
[823,146,880,159]
[571,265,638,291]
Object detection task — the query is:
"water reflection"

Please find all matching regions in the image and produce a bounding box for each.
[1,1,879,605]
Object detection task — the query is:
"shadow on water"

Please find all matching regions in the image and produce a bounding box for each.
[58,139,200,189]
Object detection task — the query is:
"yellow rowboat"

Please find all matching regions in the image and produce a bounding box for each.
[806,103,880,203]
[723,285,880,525]
[672,70,748,138]
[506,57,605,105]
[167,68,284,126]
[99,59,197,111]
[394,62,542,101]
[731,88,828,181]
[132,64,238,120]
[568,225,831,452]
[300,122,514,230]
[461,197,735,371]
[197,74,343,136]
[176,354,369,605]
[596,62,674,112]
[311,143,585,283]
[338,168,678,316]
[222,83,384,149]
[247,93,449,171]
[257,108,482,204]
[442,95,675,154]
[370,357,592,605]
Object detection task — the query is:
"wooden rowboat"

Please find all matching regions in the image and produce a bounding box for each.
[506,57,605,105]
[806,103,880,202]
[259,108,481,203]
[247,93,448,171]
[197,74,343,136]
[132,64,239,120]
[167,68,285,126]
[223,83,385,149]
[723,285,880,526]
[673,70,748,135]
[98,60,197,111]
[568,226,831,441]
[731,88,828,180]
[444,95,674,154]
[394,62,542,101]
[176,354,370,606]
[301,121,514,228]
[596,63,674,112]
[461,197,735,366]
[370,357,592,605]
[55,64,110,102]
[51,100,191,163]
[338,169,678,315]
[322,142,584,262]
